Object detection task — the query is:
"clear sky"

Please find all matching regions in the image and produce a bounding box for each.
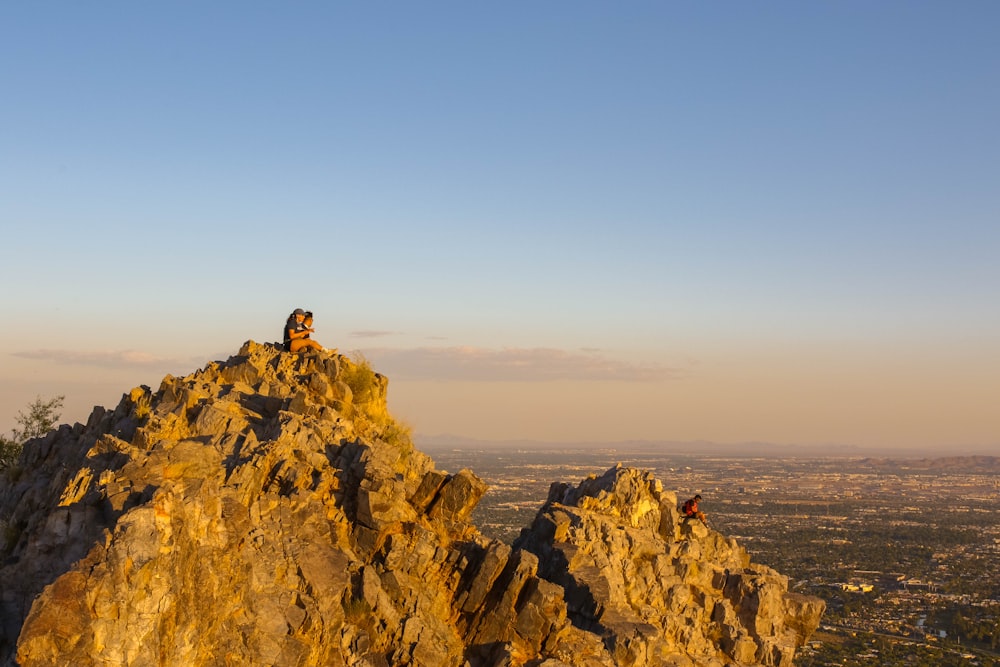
[2,2,998,453]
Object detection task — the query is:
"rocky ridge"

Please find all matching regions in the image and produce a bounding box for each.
[0,341,822,666]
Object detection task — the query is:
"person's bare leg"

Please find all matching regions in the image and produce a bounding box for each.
[290,339,318,353]
[291,339,335,354]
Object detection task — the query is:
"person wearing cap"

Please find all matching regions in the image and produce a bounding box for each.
[283,308,325,353]
[681,494,707,526]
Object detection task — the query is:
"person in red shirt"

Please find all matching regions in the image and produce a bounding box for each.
[682,494,707,525]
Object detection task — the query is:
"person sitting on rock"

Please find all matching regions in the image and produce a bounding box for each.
[283,308,326,353]
[682,494,707,525]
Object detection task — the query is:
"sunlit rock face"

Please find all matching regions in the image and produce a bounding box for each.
[515,466,825,666]
[0,341,822,667]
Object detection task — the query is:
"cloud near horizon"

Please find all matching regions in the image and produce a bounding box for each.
[13,349,186,369]
[361,346,685,382]
[12,346,685,383]
[349,330,400,339]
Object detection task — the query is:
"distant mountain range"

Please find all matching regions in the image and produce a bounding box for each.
[858,455,1000,473]
[416,433,997,460]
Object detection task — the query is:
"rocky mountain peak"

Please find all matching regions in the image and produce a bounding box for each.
[0,341,822,666]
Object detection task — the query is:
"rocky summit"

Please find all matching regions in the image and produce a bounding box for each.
[0,341,823,667]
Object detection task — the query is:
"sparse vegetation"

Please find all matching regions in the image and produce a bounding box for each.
[0,395,64,470]
[132,391,152,421]
[340,352,380,405]
[340,353,413,452]
[342,596,379,641]
[0,439,18,471]
[342,597,373,622]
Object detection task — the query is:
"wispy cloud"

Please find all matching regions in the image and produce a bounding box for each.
[349,330,400,339]
[12,349,185,369]
[362,346,686,382]
[12,346,687,383]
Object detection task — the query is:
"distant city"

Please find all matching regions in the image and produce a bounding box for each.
[421,442,1000,667]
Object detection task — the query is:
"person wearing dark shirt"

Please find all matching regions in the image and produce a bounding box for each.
[283,308,325,353]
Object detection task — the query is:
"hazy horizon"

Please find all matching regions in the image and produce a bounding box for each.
[414,432,996,458]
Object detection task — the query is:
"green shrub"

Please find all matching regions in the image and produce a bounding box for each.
[342,597,379,640]
[0,436,20,470]
[340,352,380,404]
[340,354,413,452]
[133,392,152,421]
[0,395,64,470]
[342,597,372,621]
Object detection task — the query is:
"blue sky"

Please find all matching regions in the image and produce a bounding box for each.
[2,2,998,452]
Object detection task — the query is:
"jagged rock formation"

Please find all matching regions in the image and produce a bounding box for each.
[514,468,825,666]
[0,341,822,666]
